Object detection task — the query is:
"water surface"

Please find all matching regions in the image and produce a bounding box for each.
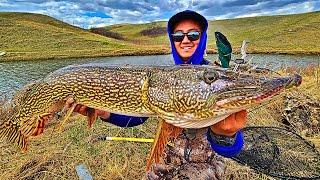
[0,54,319,97]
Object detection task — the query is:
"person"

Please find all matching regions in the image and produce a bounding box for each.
[66,10,246,179]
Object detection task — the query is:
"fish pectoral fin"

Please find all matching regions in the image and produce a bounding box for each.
[57,103,77,132]
[86,107,97,129]
[146,119,182,172]
[31,113,52,136]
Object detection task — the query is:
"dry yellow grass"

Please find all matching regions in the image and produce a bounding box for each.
[0,66,319,179]
[0,116,157,179]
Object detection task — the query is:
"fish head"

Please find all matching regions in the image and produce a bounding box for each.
[148,65,302,128]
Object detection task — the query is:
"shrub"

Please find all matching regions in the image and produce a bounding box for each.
[89,27,124,40]
[140,26,167,37]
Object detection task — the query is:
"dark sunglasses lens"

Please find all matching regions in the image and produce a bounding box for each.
[172,33,184,42]
[187,31,200,41]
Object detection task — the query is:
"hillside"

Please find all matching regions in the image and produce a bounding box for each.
[1,11,320,61]
[105,11,320,55]
[0,12,167,61]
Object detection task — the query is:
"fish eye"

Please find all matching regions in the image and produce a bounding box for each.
[203,70,218,84]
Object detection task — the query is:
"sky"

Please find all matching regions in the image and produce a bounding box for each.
[0,0,320,28]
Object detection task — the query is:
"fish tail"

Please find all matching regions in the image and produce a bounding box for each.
[0,121,28,151]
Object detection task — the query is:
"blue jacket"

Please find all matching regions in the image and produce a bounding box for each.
[106,10,243,158]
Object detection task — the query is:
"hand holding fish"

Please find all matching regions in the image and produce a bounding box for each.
[211,110,247,137]
[65,98,110,120]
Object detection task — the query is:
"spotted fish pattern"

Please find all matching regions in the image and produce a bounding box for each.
[0,64,302,151]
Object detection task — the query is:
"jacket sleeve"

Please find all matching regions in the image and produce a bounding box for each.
[100,113,148,127]
[200,59,211,65]
[207,129,244,158]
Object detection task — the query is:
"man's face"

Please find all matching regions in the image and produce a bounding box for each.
[173,19,201,62]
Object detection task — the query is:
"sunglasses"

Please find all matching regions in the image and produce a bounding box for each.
[171,31,201,42]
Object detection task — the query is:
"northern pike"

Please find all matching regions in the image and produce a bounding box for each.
[0,64,302,170]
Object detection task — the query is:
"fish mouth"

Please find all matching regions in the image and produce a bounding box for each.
[216,86,282,108]
[216,74,302,109]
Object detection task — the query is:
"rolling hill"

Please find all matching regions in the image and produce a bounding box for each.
[104,11,320,55]
[1,11,320,61]
[0,12,167,61]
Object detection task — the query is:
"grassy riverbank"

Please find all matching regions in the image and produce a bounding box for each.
[0,66,319,179]
[1,11,320,61]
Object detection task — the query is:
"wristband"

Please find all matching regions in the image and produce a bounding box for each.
[207,129,244,158]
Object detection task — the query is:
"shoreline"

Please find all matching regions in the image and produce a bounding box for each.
[0,49,319,62]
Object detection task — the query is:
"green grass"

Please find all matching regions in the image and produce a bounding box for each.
[105,21,169,46]
[206,12,320,54]
[0,12,168,61]
[1,11,320,61]
[105,11,320,54]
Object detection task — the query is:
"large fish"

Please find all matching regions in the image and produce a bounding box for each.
[0,64,301,170]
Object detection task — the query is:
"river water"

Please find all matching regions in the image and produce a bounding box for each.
[0,54,319,97]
